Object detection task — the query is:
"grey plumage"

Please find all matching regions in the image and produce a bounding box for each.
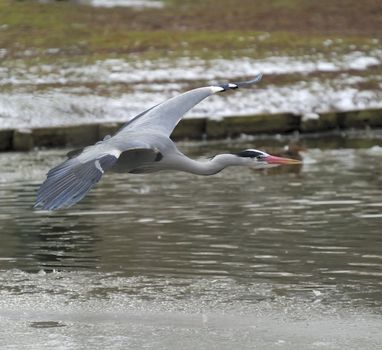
[35,153,118,210]
[35,74,267,210]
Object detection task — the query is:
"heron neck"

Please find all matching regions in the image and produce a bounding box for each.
[175,154,244,175]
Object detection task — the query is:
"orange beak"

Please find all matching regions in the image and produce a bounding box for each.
[264,155,302,165]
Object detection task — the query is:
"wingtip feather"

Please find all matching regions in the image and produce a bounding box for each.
[34,154,118,211]
[217,73,263,92]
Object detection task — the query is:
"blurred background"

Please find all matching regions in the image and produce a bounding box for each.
[1,0,382,128]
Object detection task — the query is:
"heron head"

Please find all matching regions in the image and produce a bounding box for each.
[236,149,301,169]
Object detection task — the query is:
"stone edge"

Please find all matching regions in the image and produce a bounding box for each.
[1,108,381,152]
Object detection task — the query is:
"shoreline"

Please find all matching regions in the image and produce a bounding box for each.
[1,108,381,152]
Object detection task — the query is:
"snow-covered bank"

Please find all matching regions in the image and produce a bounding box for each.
[1,79,382,130]
[2,51,381,87]
[0,52,381,129]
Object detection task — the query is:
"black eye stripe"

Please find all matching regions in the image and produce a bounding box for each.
[236,150,264,158]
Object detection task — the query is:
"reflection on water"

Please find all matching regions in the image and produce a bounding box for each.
[0,138,382,349]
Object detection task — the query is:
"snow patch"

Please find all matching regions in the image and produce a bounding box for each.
[47,0,165,8]
[2,51,381,87]
[302,113,320,122]
[1,52,382,129]
[365,145,382,156]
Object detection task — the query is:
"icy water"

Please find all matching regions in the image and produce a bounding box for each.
[0,138,382,349]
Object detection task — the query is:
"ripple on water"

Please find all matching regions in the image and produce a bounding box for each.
[0,147,381,312]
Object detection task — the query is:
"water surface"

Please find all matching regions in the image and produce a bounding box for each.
[0,138,382,349]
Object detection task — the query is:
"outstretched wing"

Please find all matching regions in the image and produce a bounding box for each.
[34,140,155,211]
[118,74,263,137]
[34,151,120,211]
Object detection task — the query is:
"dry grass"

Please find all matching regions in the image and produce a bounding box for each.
[0,0,380,62]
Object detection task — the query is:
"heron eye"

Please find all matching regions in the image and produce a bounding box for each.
[256,154,266,160]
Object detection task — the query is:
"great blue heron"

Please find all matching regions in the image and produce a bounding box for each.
[35,74,300,211]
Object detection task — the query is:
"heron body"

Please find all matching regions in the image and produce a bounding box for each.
[35,74,300,211]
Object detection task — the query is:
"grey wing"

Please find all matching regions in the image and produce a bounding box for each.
[118,74,262,137]
[34,140,156,211]
[118,87,215,137]
[34,152,119,211]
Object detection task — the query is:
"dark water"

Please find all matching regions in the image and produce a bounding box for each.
[0,137,382,349]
